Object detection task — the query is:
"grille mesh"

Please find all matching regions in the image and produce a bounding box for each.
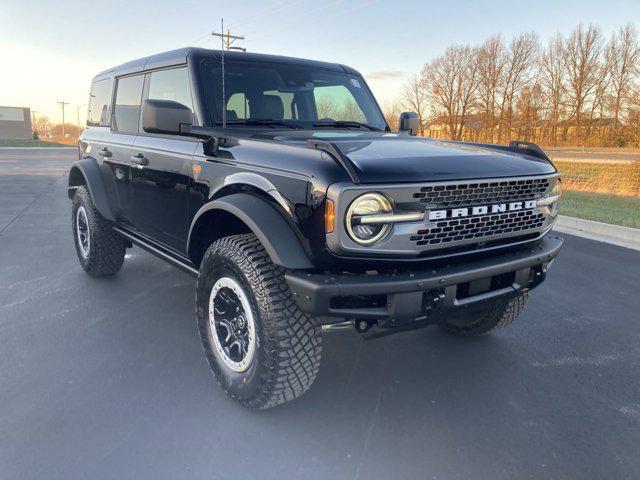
[409,177,552,248]
[411,210,546,246]
[413,178,550,208]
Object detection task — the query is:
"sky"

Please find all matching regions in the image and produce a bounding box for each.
[1,0,639,124]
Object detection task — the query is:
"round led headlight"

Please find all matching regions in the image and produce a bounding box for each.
[345,193,393,245]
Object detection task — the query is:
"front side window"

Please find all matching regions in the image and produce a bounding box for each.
[113,75,144,133]
[87,78,112,126]
[201,60,386,130]
[147,67,194,113]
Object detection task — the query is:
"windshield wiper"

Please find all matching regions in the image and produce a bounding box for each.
[312,120,381,131]
[216,119,303,129]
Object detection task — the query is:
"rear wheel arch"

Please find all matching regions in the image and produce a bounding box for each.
[67,159,115,222]
[68,165,87,197]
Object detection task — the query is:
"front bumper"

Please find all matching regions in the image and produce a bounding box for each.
[285,235,563,324]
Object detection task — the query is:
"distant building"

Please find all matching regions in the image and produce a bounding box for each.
[0,106,33,139]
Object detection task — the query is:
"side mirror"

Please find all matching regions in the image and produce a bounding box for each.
[398,111,419,136]
[142,99,193,135]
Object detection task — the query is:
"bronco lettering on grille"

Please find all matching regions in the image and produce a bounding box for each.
[428,200,537,221]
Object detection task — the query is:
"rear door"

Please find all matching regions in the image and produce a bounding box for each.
[130,67,198,253]
[103,74,145,225]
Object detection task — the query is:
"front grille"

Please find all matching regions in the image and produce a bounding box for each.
[412,178,550,208]
[411,210,546,246]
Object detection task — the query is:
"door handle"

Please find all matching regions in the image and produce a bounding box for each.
[98,148,112,158]
[130,153,149,166]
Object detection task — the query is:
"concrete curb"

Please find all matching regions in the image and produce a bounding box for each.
[554,215,640,251]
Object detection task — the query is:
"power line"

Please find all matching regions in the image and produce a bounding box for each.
[246,0,344,38]
[226,0,307,30]
[190,0,307,47]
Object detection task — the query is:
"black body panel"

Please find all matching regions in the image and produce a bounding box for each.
[285,235,563,322]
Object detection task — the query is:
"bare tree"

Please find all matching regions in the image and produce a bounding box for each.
[605,23,640,139]
[396,74,428,135]
[539,33,566,145]
[476,35,506,142]
[563,23,604,143]
[496,32,540,143]
[423,44,479,140]
[381,99,402,131]
[515,84,544,141]
[33,115,52,136]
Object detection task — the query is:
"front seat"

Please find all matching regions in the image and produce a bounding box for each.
[250,95,284,120]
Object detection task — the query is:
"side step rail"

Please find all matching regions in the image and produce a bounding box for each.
[113,226,199,277]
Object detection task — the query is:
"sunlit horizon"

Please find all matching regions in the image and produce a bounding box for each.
[1,0,638,125]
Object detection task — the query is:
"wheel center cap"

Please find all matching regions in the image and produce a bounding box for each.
[236,314,246,329]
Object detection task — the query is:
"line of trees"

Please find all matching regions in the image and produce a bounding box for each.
[32,115,82,141]
[386,23,640,147]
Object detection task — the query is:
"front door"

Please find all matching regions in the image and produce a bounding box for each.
[130,67,198,253]
[130,135,197,252]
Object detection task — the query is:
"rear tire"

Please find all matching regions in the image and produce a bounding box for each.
[196,233,322,409]
[440,292,529,336]
[71,186,125,276]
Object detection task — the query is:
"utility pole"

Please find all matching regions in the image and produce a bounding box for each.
[211,19,245,128]
[57,100,69,138]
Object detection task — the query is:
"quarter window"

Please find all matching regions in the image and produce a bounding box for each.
[113,75,144,133]
[87,78,112,126]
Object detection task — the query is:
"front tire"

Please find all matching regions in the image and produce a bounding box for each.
[440,292,529,336]
[71,186,125,276]
[196,234,322,409]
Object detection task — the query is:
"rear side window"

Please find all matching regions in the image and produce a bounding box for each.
[87,78,112,126]
[147,67,194,112]
[113,75,144,133]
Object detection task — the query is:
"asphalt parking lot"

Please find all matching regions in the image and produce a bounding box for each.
[1,148,639,480]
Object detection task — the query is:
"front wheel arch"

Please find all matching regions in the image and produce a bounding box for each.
[187,193,314,270]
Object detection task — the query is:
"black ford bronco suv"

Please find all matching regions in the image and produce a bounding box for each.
[69,48,562,409]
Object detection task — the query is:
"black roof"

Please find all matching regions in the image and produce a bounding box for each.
[94,47,356,79]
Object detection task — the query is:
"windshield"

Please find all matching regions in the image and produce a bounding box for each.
[201,59,387,130]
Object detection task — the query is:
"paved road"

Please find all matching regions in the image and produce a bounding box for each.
[1,149,639,480]
[544,148,639,164]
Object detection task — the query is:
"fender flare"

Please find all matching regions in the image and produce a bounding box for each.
[67,158,115,222]
[187,193,314,270]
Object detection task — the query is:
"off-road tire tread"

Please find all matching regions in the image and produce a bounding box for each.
[440,291,529,336]
[197,234,322,409]
[72,186,125,276]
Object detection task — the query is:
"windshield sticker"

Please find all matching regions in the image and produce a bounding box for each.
[350,78,362,88]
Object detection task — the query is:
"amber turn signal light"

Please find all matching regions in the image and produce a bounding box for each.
[325,199,335,233]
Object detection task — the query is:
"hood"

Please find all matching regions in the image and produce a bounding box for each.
[261,131,556,183]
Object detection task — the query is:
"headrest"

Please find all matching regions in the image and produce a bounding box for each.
[251,95,284,120]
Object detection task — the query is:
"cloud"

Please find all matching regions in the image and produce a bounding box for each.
[365,70,403,80]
